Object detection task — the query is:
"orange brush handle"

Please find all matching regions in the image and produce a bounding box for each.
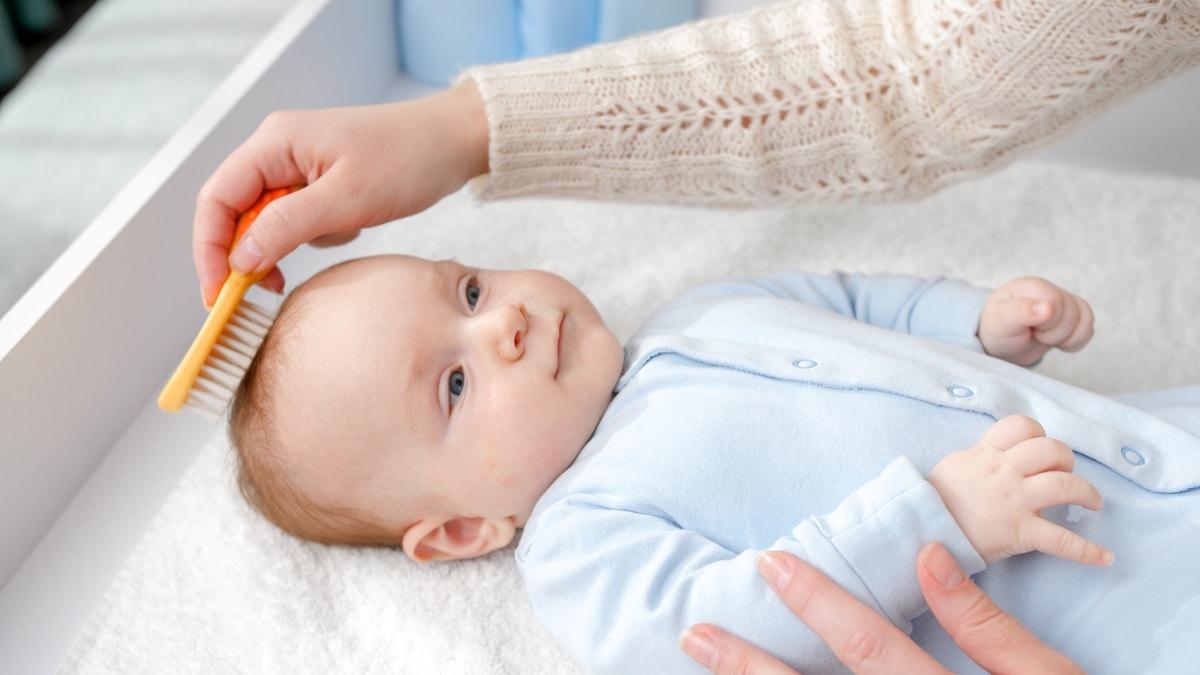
[157,185,303,413]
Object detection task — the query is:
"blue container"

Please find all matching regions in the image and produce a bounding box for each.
[518,0,597,58]
[597,0,695,42]
[398,0,520,85]
[396,0,697,85]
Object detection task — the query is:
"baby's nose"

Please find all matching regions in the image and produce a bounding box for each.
[482,302,527,362]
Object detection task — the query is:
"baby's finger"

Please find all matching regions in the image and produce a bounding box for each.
[991,297,1046,336]
[1023,471,1104,512]
[1031,294,1093,351]
[1005,436,1075,476]
[1028,295,1070,338]
[1024,519,1114,567]
[1047,296,1094,352]
[979,415,1046,452]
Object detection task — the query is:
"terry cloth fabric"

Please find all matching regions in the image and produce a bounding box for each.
[61,158,1200,674]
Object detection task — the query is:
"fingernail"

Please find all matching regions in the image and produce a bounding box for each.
[1101,550,1115,566]
[229,234,264,275]
[923,542,966,588]
[679,628,718,669]
[758,551,793,591]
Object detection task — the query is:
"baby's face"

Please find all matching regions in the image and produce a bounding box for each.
[278,255,624,534]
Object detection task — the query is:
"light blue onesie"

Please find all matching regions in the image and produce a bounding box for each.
[516,271,1200,674]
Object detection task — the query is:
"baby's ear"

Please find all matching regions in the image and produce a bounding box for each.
[401,516,516,562]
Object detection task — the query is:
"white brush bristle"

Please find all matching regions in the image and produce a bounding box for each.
[183,299,277,421]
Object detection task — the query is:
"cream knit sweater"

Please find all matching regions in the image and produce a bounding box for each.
[464,0,1200,205]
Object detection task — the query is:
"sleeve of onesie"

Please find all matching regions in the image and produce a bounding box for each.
[681,270,993,351]
[517,456,986,675]
[461,0,1200,205]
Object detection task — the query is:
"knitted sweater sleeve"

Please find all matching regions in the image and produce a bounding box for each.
[461,0,1200,205]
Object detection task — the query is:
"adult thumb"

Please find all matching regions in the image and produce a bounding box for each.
[916,542,1082,674]
[228,179,362,277]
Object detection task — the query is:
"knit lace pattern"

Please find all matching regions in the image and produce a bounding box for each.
[464,0,1200,205]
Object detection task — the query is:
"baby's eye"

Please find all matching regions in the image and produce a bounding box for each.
[448,369,466,407]
[464,278,481,310]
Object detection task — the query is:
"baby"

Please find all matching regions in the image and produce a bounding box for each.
[231,254,1200,674]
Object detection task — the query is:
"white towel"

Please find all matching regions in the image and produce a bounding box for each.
[61,160,1200,674]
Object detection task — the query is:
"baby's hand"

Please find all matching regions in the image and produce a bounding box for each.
[978,277,1094,366]
[927,415,1112,566]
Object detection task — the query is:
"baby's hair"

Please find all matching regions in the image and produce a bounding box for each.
[228,264,408,548]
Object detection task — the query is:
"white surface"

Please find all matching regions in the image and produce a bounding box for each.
[58,159,1200,675]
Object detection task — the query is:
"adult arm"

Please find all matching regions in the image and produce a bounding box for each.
[467,0,1200,205]
[194,0,1200,303]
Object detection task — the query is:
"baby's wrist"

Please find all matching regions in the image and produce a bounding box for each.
[927,468,991,562]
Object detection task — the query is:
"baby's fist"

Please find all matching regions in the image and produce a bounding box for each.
[979,277,1094,366]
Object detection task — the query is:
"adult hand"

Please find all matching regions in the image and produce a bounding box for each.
[193,79,489,307]
[679,541,1083,674]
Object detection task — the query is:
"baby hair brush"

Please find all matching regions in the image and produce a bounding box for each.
[158,185,301,420]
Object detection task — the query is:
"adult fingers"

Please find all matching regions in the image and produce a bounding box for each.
[757,551,950,674]
[193,135,307,307]
[193,183,251,308]
[226,166,386,280]
[310,230,362,248]
[917,541,1085,675]
[680,624,799,675]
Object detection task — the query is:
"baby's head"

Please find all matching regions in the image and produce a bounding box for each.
[230,255,624,561]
